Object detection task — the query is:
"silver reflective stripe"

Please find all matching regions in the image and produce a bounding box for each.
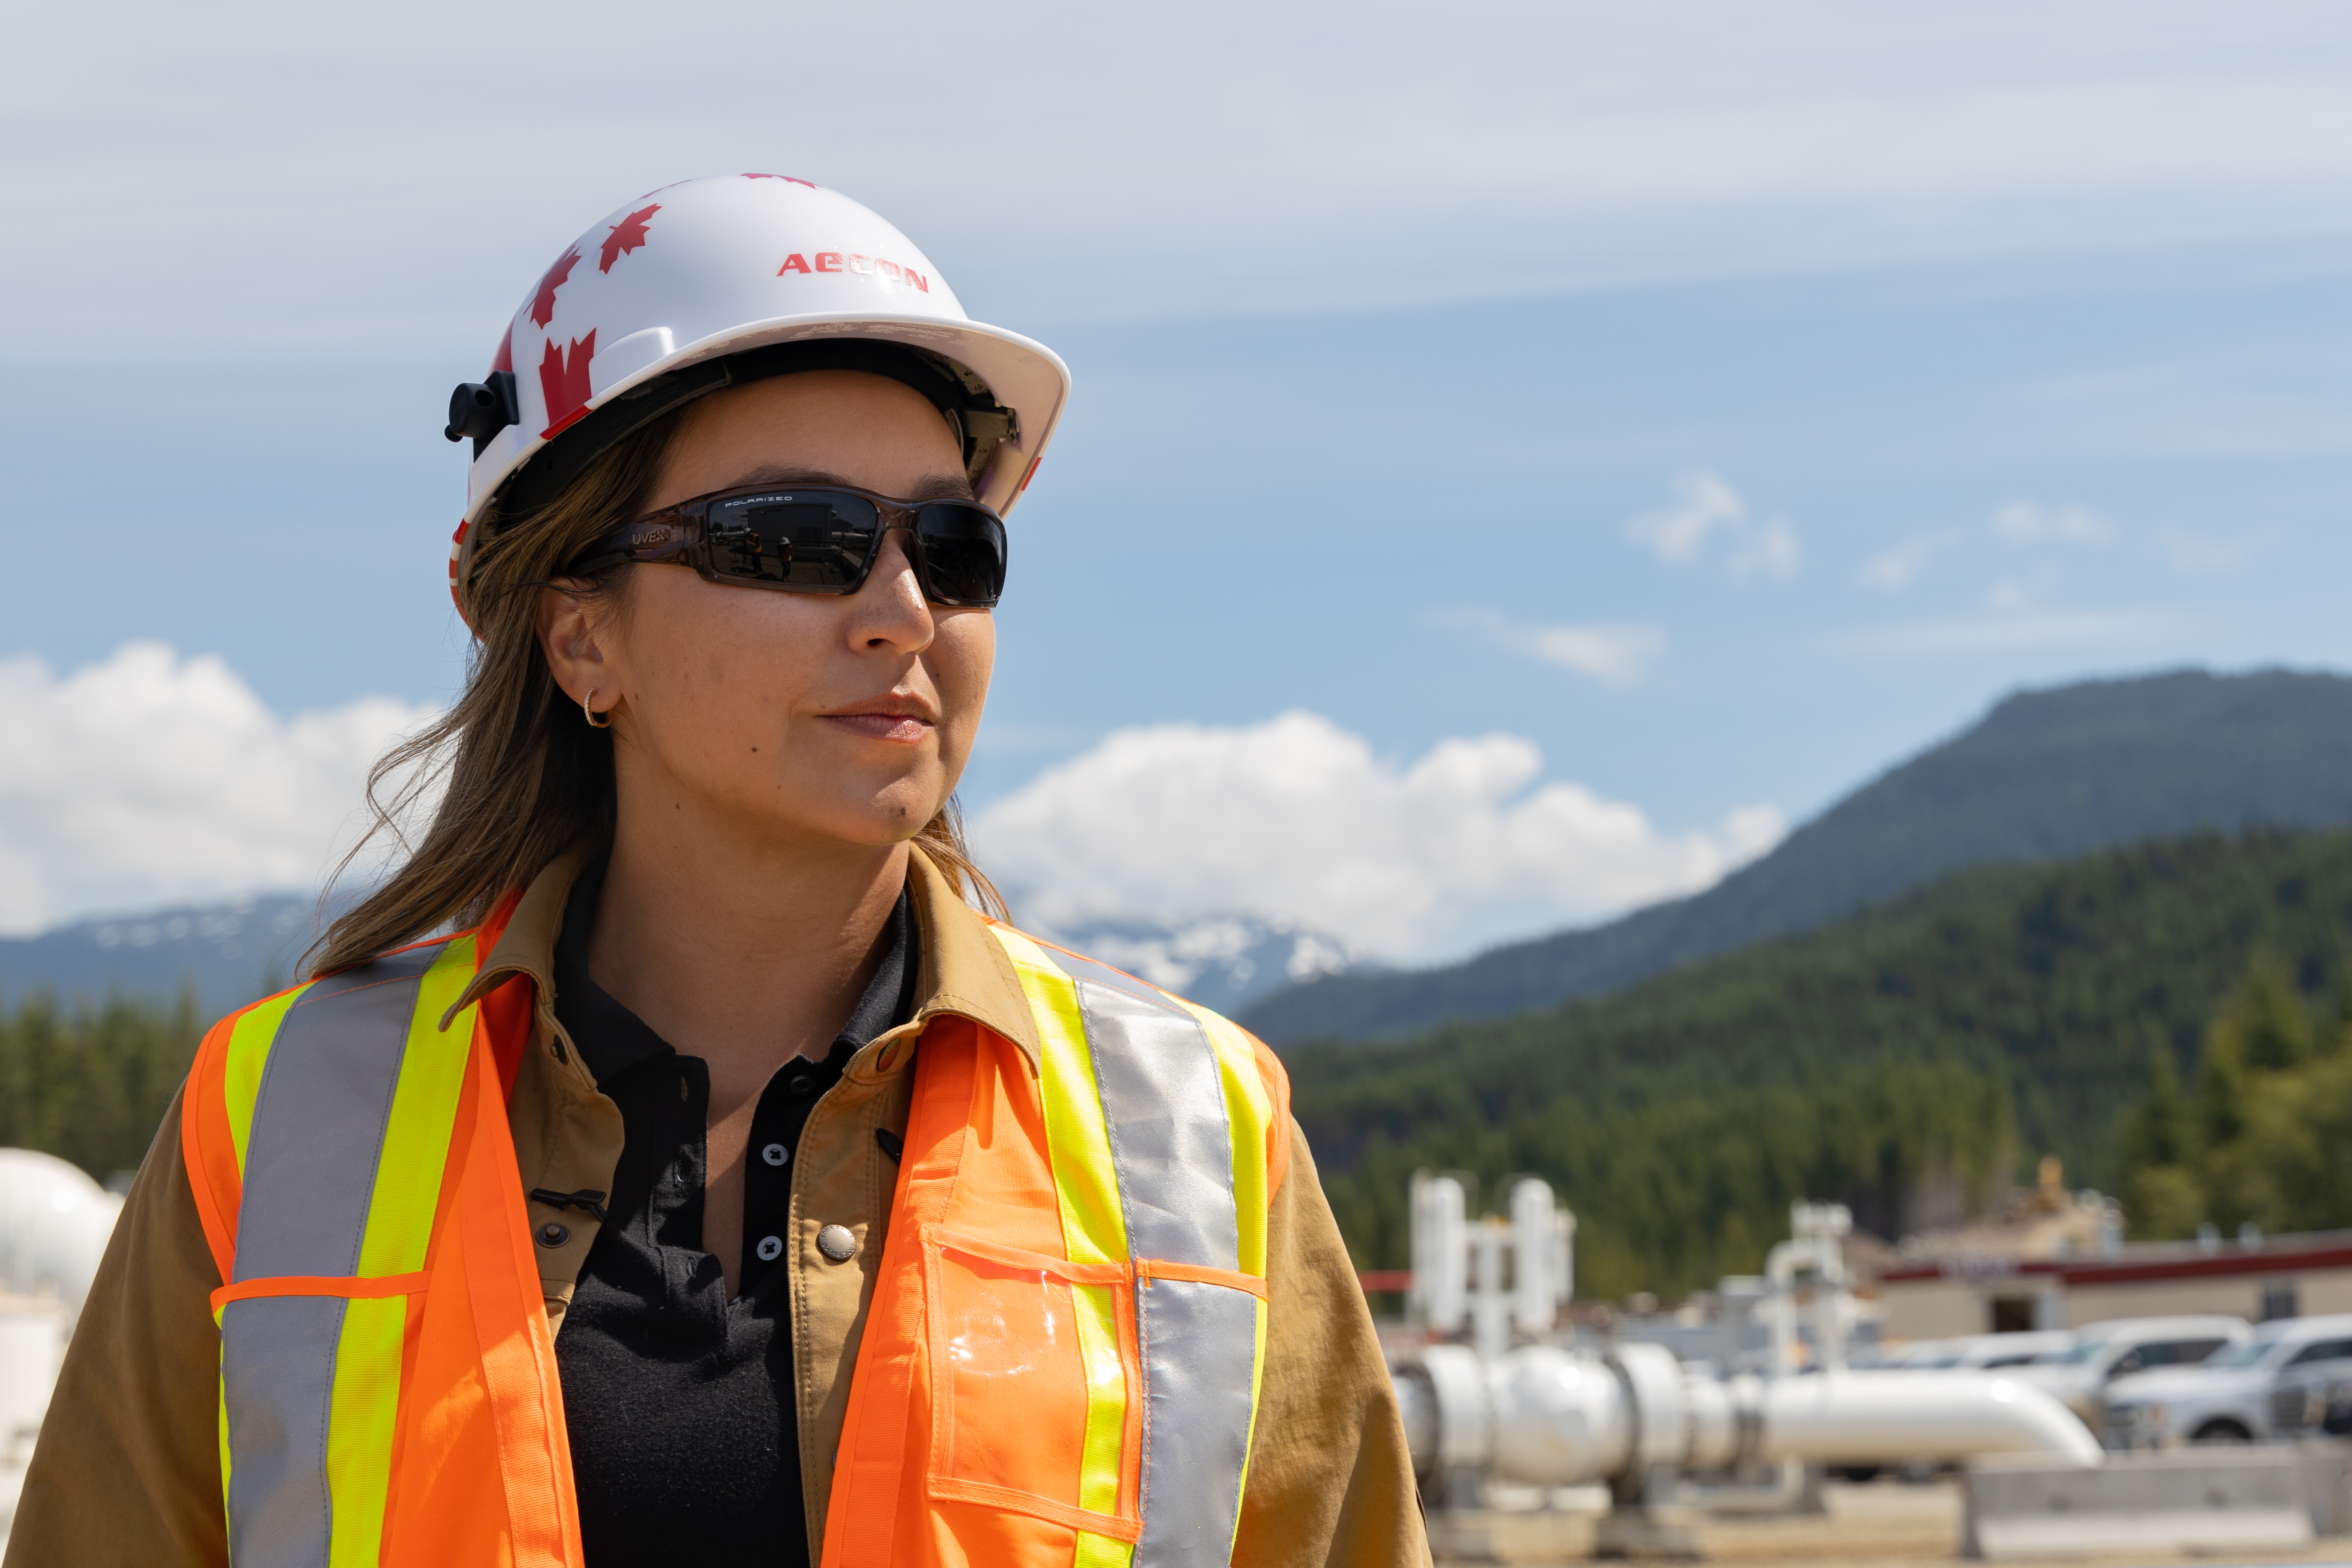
[1073,978,1240,1272]
[220,1296,347,1568]
[222,943,446,1568]
[1044,946,1253,1566]
[1136,1280,1260,1561]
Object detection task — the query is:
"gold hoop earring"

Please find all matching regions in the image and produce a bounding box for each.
[582,688,613,729]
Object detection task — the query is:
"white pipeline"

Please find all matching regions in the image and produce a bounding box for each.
[1399,1345,2101,1492]
[1756,1370,2102,1468]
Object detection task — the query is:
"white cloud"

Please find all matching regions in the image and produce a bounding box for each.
[0,644,438,934]
[1629,473,1747,563]
[1860,536,1943,591]
[1439,610,1667,687]
[1841,606,2172,655]
[1985,579,2036,614]
[1516,623,1669,686]
[1731,518,1803,581]
[15,4,2352,355]
[1857,507,2109,594]
[1627,474,1800,581]
[2163,528,2253,574]
[1990,501,2115,545]
[971,711,1784,961]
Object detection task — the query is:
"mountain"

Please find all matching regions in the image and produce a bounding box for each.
[0,894,1361,1025]
[1026,915,1362,1015]
[0,894,336,1021]
[1298,826,2352,1298]
[1243,667,2352,1045]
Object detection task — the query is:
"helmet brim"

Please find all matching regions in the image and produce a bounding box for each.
[462,311,1070,528]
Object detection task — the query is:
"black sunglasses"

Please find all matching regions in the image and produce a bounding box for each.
[567,482,1008,607]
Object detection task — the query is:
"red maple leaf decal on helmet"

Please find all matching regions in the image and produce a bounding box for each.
[599,205,659,273]
[743,173,816,188]
[539,331,597,437]
[529,247,582,329]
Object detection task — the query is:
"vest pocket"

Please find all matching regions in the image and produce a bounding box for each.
[919,1226,1142,1544]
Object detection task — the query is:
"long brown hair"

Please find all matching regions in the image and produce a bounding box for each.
[311,410,1005,976]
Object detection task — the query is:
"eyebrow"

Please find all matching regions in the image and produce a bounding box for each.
[726,466,976,503]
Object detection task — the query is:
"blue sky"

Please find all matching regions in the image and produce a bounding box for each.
[3,1,2350,952]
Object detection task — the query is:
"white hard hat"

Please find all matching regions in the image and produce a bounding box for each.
[444,174,1071,624]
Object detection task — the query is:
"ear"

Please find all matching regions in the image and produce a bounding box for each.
[537,581,621,718]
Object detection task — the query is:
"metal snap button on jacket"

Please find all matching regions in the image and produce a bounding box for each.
[755,1235,784,1262]
[537,1222,569,1248]
[816,1224,857,1262]
[762,1142,789,1167]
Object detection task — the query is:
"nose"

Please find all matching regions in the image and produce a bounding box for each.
[847,526,934,652]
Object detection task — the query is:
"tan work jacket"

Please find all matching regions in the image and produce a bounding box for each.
[6,846,1431,1566]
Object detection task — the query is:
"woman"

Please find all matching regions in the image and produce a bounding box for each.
[10,178,1425,1566]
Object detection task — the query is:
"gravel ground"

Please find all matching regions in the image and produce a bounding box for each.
[1429,1479,2352,1566]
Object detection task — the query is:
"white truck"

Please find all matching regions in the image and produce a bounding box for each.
[2103,1314,2352,1448]
[2008,1315,2248,1431]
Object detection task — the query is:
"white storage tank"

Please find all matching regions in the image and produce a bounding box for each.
[0,1149,122,1313]
[0,1148,121,1547]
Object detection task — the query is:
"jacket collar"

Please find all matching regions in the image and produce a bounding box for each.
[450,839,1043,1075]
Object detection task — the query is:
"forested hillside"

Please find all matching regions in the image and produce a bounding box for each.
[2116,954,2352,1242]
[15,828,2352,1303]
[1249,668,2352,1045]
[1296,828,2352,1300]
[0,988,203,1183]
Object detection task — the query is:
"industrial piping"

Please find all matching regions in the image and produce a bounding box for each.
[1392,1176,2102,1504]
[1396,1343,2101,1494]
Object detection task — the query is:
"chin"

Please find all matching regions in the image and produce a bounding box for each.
[796,792,950,848]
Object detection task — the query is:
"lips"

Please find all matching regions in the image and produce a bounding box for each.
[825,712,931,742]
[819,695,937,744]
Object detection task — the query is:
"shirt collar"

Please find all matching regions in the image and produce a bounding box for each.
[454,838,1044,1076]
[547,851,917,1087]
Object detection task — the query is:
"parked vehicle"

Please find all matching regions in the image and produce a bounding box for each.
[1958,1331,2075,1370]
[2009,1315,2249,1429]
[2260,1324,2352,1441]
[2102,1314,2352,1449]
[1875,1331,2074,1371]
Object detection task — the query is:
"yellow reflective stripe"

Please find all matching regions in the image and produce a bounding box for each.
[325,1295,407,1568]
[1234,1296,1268,1551]
[1183,1002,1276,1280]
[1222,1298,1269,1557]
[990,926,1128,1266]
[354,936,479,1277]
[323,935,479,1565]
[1071,1282,1137,1568]
[1074,1531,1136,1568]
[1181,1000,1277,1551]
[222,985,311,1173]
[216,1341,231,1515]
[990,925,1134,1549]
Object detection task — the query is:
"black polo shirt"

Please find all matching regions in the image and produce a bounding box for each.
[548,854,917,1565]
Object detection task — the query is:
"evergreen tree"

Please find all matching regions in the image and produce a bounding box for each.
[2116,950,2352,1241]
[2214,954,2314,1072]
[0,987,204,1183]
[2117,1041,2206,1240]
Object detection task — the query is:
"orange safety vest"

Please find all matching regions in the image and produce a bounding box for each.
[182,903,1287,1568]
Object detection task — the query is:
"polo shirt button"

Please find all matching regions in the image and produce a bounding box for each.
[762,1142,789,1167]
[816,1224,857,1262]
[787,1074,816,1097]
[537,1223,569,1248]
[756,1235,784,1262]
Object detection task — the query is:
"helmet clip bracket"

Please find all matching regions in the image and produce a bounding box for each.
[444,372,521,456]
